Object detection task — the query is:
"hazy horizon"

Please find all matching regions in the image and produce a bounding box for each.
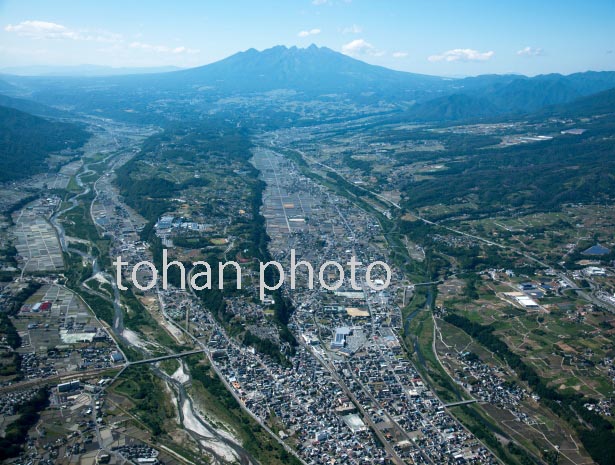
[1,0,614,77]
[1,44,614,79]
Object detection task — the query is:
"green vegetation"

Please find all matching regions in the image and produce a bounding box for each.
[79,289,114,325]
[122,286,184,352]
[186,356,301,465]
[445,313,615,465]
[119,121,298,361]
[0,351,21,377]
[159,358,180,375]
[173,235,212,249]
[402,291,464,404]
[0,312,21,349]
[5,282,42,314]
[3,194,39,222]
[0,388,49,460]
[243,330,288,366]
[452,404,540,465]
[114,365,174,436]
[401,118,615,219]
[0,105,88,182]
[61,251,115,325]
[121,287,155,329]
[63,251,91,287]
[61,194,111,267]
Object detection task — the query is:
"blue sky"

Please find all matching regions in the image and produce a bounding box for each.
[1,0,614,76]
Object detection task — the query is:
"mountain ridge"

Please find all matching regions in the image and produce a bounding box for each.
[1,45,614,123]
[149,44,447,95]
[0,104,88,182]
[0,64,182,77]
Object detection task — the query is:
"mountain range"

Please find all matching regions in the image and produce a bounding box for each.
[165,44,445,94]
[0,64,182,77]
[1,45,614,123]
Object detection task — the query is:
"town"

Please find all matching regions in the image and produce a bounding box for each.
[112,248,392,298]
[0,8,614,465]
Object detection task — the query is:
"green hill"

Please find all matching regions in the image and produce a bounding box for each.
[0,105,88,182]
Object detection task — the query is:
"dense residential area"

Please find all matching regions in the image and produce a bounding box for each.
[1,3,615,465]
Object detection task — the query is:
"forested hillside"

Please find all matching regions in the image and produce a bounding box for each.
[0,105,88,182]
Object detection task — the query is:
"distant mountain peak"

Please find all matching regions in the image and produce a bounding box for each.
[166,44,443,95]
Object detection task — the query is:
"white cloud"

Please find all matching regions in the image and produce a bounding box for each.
[3,20,200,66]
[516,46,544,56]
[428,48,494,62]
[342,24,362,34]
[392,51,408,58]
[5,20,69,38]
[298,28,321,37]
[341,38,383,57]
[4,20,121,43]
[129,41,199,54]
[312,0,328,5]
